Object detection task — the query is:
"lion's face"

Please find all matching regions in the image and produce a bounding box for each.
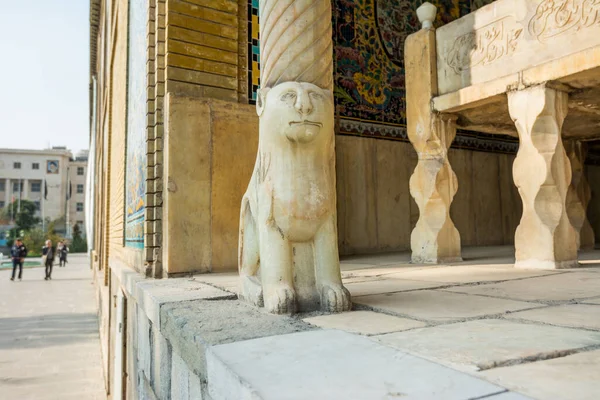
[257,82,334,144]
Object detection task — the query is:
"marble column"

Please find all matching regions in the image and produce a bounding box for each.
[564,140,595,250]
[22,179,28,200]
[405,3,462,264]
[4,178,9,207]
[508,85,578,269]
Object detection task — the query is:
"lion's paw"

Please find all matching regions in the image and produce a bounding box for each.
[321,284,352,313]
[264,285,297,314]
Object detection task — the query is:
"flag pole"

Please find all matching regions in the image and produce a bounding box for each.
[42,179,45,232]
[17,179,21,214]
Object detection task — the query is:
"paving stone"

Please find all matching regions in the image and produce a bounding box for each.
[341,264,435,276]
[303,311,426,335]
[384,266,557,283]
[486,391,534,399]
[375,319,600,372]
[481,350,600,400]
[445,272,600,302]
[506,304,600,330]
[207,330,507,400]
[341,252,412,265]
[0,254,104,399]
[354,290,535,322]
[192,272,241,294]
[345,279,446,297]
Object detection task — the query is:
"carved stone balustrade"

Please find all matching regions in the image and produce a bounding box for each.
[406,0,600,268]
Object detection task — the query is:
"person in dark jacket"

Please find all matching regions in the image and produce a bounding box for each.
[57,241,68,267]
[42,240,55,280]
[10,239,27,281]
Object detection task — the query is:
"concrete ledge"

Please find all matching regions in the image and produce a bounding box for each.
[109,257,235,326]
[160,299,316,380]
[206,330,519,400]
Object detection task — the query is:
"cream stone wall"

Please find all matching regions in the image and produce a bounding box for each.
[163,95,258,275]
[107,0,128,267]
[335,135,524,255]
[587,165,600,244]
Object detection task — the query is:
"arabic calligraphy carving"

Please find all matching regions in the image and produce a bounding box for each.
[446,18,523,74]
[529,0,600,42]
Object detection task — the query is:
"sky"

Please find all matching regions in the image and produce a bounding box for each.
[0,0,89,155]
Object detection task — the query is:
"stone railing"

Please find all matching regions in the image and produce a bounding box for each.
[436,0,600,95]
[405,1,600,269]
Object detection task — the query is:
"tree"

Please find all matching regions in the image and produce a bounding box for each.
[37,219,66,251]
[71,223,87,253]
[6,200,41,232]
[22,228,45,257]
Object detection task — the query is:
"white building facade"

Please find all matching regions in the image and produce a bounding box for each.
[0,147,88,236]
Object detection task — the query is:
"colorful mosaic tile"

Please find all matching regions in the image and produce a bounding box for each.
[244,1,525,155]
[125,0,148,249]
[247,0,260,104]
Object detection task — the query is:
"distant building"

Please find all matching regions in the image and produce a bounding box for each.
[0,147,88,236]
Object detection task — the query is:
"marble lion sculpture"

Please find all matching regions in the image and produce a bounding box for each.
[238,81,352,314]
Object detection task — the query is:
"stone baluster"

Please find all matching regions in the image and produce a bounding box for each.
[405,3,462,263]
[565,140,595,250]
[508,85,578,269]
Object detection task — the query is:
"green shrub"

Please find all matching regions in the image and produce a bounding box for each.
[71,223,87,253]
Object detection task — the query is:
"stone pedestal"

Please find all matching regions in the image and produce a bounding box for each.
[508,85,578,269]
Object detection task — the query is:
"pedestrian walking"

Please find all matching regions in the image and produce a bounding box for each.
[10,239,27,281]
[42,240,55,280]
[57,241,69,267]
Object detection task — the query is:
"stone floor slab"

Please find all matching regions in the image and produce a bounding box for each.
[486,392,533,399]
[385,266,558,284]
[345,279,446,297]
[341,265,435,278]
[354,290,535,322]
[303,310,426,335]
[191,272,241,294]
[481,350,600,400]
[207,330,508,400]
[506,304,600,330]
[445,272,600,302]
[375,319,600,372]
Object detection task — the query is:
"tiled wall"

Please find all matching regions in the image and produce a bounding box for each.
[125,0,149,250]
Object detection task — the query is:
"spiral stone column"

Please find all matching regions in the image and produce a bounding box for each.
[238,0,350,314]
[259,0,333,91]
[508,85,578,269]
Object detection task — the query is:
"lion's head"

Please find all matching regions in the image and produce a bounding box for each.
[257,82,334,145]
